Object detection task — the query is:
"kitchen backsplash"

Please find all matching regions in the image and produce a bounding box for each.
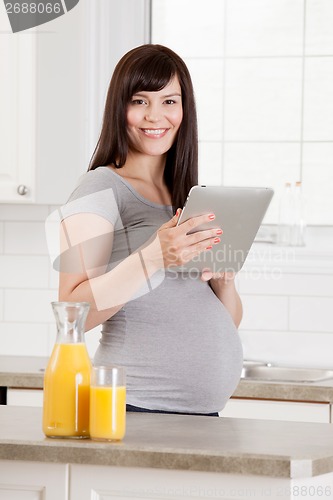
[0,203,332,367]
[0,204,100,358]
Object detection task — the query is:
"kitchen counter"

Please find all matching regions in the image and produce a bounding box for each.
[2,355,333,403]
[0,355,48,389]
[233,378,333,403]
[2,404,333,479]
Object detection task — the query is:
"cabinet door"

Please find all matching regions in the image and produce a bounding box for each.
[70,464,293,500]
[0,460,68,500]
[220,398,331,423]
[0,16,36,203]
[6,389,43,407]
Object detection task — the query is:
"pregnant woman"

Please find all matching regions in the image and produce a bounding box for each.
[59,44,243,416]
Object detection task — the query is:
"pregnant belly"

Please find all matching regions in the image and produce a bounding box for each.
[99,273,243,413]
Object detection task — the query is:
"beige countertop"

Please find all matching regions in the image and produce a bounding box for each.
[233,378,333,403]
[2,356,333,403]
[2,405,333,479]
[0,355,47,389]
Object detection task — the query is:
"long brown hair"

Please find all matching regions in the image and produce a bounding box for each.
[88,44,198,211]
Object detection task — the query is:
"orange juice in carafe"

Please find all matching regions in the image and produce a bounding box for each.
[42,302,91,438]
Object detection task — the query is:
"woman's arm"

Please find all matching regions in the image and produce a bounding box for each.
[58,211,222,331]
[58,212,163,331]
[201,272,243,328]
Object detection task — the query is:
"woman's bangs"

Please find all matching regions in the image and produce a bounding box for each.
[129,58,176,96]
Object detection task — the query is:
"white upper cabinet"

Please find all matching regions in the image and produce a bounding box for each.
[0,16,36,203]
[0,0,150,205]
[0,3,86,204]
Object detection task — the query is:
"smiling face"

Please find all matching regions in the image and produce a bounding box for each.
[126,76,183,160]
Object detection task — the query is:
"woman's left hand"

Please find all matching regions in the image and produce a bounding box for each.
[201,269,242,327]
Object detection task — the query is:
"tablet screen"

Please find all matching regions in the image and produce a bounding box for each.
[175,185,274,274]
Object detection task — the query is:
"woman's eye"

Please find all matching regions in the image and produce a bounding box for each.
[131,99,146,105]
[164,99,176,105]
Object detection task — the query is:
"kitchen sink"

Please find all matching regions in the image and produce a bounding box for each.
[241,364,333,383]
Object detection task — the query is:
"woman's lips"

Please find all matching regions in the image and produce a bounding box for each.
[140,128,169,138]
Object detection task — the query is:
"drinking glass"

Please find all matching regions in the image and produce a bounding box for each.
[90,366,126,441]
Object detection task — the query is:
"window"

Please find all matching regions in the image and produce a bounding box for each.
[151,0,333,225]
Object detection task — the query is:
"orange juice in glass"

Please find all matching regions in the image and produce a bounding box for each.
[90,366,126,441]
[43,302,91,439]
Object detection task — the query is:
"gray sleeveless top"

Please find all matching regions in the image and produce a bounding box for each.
[62,167,243,413]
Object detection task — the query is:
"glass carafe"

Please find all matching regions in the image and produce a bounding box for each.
[43,302,92,438]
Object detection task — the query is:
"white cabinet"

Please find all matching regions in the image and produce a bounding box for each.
[6,388,43,407]
[69,464,281,500]
[220,398,331,423]
[0,20,36,203]
[0,4,86,205]
[0,461,68,500]
[0,0,150,205]
[4,387,332,423]
[69,463,333,500]
[1,460,332,500]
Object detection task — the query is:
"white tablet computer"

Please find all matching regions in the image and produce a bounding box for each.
[176,185,274,274]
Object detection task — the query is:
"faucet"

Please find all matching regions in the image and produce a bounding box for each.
[243,359,273,367]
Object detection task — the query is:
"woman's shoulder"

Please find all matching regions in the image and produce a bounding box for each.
[66,167,121,201]
[61,167,121,224]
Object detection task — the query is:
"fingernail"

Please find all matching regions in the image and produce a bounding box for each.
[208,214,215,220]
[206,245,213,250]
[214,237,221,244]
[216,229,223,235]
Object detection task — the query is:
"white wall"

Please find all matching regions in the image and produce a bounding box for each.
[0,203,101,358]
[0,205,55,357]
[237,229,333,368]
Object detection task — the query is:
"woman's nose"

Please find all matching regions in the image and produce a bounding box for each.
[145,106,160,122]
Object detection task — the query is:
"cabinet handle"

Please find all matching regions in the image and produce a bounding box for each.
[17,185,28,196]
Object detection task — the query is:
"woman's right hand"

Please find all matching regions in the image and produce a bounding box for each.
[152,209,223,269]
